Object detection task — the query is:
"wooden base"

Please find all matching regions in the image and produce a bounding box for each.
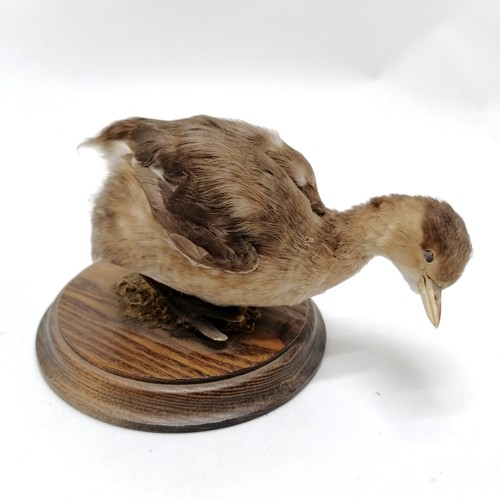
[36,263,326,432]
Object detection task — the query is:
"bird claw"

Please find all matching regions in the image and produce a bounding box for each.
[187,316,229,342]
[140,275,255,342]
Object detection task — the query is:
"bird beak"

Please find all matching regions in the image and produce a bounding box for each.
[417,275,442,327]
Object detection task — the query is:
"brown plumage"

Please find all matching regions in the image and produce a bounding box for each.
[84,115,472,339]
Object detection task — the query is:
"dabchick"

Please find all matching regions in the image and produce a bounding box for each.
[84,115,472,340]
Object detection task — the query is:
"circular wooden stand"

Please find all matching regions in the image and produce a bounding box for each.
[36,263,326,432]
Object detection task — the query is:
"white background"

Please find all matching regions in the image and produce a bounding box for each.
[1,1,499,499]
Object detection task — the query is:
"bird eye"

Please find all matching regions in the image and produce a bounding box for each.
[423,249,434,263]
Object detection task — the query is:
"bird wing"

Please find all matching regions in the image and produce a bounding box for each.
[88,116,324,274]
[99,119,257,274]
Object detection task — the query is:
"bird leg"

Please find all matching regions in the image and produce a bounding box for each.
[115,273,258,342]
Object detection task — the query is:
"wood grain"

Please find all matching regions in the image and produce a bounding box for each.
[36,263,326,432]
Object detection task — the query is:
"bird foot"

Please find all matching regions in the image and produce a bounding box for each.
[115,274,259,342]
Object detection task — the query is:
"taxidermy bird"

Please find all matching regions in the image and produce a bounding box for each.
[84,115,472,341]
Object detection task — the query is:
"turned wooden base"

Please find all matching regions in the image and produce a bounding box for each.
[36,263,326,432]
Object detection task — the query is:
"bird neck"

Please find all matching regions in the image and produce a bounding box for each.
[321,195,421,264]
[332,195,423,260]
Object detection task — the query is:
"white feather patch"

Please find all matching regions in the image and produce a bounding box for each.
[105,140,133,160]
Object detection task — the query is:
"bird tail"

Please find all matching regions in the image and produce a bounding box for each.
[78,118,147,159]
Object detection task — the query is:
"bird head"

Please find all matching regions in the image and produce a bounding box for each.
[373,196,472,327]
